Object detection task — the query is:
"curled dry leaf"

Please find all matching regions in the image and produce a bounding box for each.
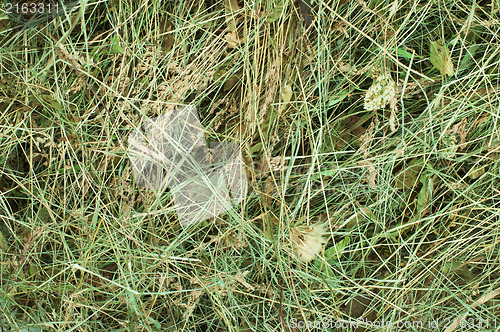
[358,160,377,189]
[262,176,274,209]
[445,118,468,150]
[160,19,174,52]
[359,118,376,158]
[389,109,397,132]
[394,147,404,159]
[394,158,424,189]
[225,32,241,48]
[224,0,242,47]
[358,118,378,188]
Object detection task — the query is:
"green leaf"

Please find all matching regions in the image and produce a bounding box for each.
[429,39,454,76]
[415,166,435,217]
[324,237,350,263]
[249,142,263,155]
[28,264,38,276]
[282,84,293,103]
[224,0,240,41]
[319,169,339,177]
[468,164,486,179]
[41,95,63,112]
[314,237,350,273]
[89,46,101,59]
[266,4,286,23]
[397,48,414,60]
[441,261,474,283]
[126,290,138,313]
[327,90,349,108]
[110,36,124,54]
[147,317,162,329]
[344,207,377,229]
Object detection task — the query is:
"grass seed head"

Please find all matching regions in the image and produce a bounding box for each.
[290,222,328,263]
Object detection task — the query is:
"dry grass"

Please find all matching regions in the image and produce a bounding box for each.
[1,0,500,331]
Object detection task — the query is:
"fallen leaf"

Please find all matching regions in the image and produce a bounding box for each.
[358,118,376,158]
[282,84,293,103]
[225,32,241,48]
[299,0,313,28]
[441,261,474,283]
[224,0,241,47]
[110,35,124,54]
[344,292,378,323]
[0,19,10,32]
[343,207,377,229]
[262,176,274,209]
[448,118,468,150]
[266,2,286,22]
[0,230,8,251]
[160,19,174,52]
[41,94,63,112]
[473,112,489,127]
[389,109,397,132]
[358,160,377,189]
[415,165,435,218]
[444,288,500,332]
[394,158,424,189]
[430,39,454,76]
[468,164,486,179]
[128,106,248,227]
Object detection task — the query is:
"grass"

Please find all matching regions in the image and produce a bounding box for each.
[1,0,500,331]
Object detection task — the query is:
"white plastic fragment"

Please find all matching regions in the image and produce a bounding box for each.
[128,105,247,227]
